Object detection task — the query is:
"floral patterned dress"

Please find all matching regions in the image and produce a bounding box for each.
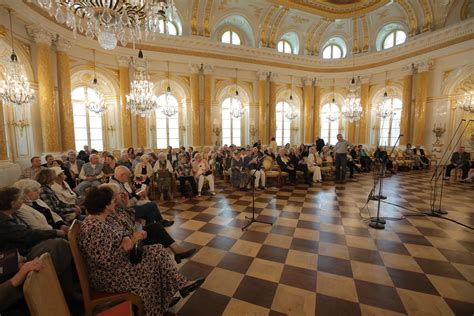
[78,216,188,315]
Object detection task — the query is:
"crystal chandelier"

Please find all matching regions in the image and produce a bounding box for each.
[326,80,339,122]
[86,50,107,114]
[0,9,34,106]
[376,91,394,119]
[285,76,297,120]
[36,0,177,50]
[230,69,245,119]
[159,61,178,117]
[457,91,474,113]
[342,76,362,122]
[126,49,157,117]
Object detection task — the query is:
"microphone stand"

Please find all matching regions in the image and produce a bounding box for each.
[242,169,273,231]
[424,119,472,217]
[369,134,402,230]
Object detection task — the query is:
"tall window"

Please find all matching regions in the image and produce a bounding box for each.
[277,40,293,54]
[158,20,178,35]
[221,30,241,45]
[156,94,179,148]
[322,44,342,59]
[320,103,340,145]
[72,87,104,151]
[275,101,292,146]
[378,98,402,146]
[222,97,241,146]
[383,30,406,50]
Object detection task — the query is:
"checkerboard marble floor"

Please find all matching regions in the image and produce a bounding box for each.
[158,170,474,315]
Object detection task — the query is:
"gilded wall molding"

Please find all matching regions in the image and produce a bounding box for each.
[312,21,332,55]
[352,18,359,53]
[260,5,278,47]
[305,20,324,54]
[191,0,200,36]
[461,0,470,20]
[419,0,432,32]
[361,16,369,53]
[394,0,418,36]
[269,8,289,48]
[203,0,214,37]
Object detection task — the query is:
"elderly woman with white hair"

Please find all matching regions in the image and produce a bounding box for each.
[153,152,174,200]
[13,179,69,233]
[192,153,216,197]
[50,166,78,205]
[134,154,153,186]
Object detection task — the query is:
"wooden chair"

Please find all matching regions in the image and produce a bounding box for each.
[262,157,281,186]
[23,253,70,316]
[68,220,144,316]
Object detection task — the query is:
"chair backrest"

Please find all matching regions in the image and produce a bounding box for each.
[262,156,273,170]
[23,253,70,316]
[326,156,334,163]
[68,220,94,311]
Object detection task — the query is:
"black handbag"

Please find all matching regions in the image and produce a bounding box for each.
[130,240,143,264]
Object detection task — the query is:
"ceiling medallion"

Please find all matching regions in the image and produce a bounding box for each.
[36,0,177,50]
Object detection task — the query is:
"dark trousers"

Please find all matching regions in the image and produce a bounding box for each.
[133,202,164,225]
[143,222,174,248]
[179,176,198,196]
[360,156,372,171]
[445,162,470,179]
[296,165,310,183]
[335,154,347,180]
[282,167,296,182]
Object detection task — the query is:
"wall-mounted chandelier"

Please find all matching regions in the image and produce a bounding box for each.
[285,76,298,120]
[126,49,157,117]
[86,50,107,114]
[0,9,34,106]
[457,91,473,113]
[36,0,177,50]
[230,68,245,119]
[342,76,362,122]
[159,61,178,117]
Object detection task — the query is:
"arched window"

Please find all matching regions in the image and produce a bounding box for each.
[382,30,406,50]
[277,40,293,54]
[322,44,342,59]
[320,103,340,145]
[155,94,179,148]
[221,30,241,45]
[222,97,241,146]
[72,87,104,151]
[158,20,178,35]
[378,98,402,146]
[275,101,292,145]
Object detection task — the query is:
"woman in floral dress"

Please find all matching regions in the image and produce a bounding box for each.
[78,186,204,315]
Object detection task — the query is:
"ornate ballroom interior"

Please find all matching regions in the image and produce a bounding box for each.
[0,0,473,315]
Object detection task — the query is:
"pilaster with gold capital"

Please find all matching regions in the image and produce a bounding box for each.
[358,82,370,144]
[189,64,201,146]
[313,79,322,141]
[0,100,7,160]
[257,71,269,144]
[119,64,132,148]
[412,61,432,146]
[269,73,278,140]
[55,39,75,151]
[203,64,214,145]
[400,64,414,145]
[303,77,313,143]
[28,25,60,152]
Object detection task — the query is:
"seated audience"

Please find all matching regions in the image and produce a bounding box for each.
[110,166,174,227]
[375,146,397,174]
[134,155,153,187]
[244,147,266,189]
[103,154,118,179]
[307,146,322,183]
[64,150,84,181]
[50,167,77,205]
[75,154,104,196]
[131,152,142,170]
[289,148,311,185]
[0,187,75,301]
[358,145,372,172]
[230,149,250,190]
[269,137,278,153]
[414,145,430,167]
[118,153,133,169]
[404,143,427,169]
[102,183,196,263]
[192,153,216,197]
[444,146,471,182]
[76,150,89,163]
[41,154,55,168]
[176,155,198,199]
[36,169,82,223]
[0,257,41,316]
[316,136,325,154]
[13,179,68,231]
[127,147,136,161]
[277,148,296,184]
[20,156,46,180]
[167,147,180,169]
[78,186,204,315]
[153,153,174,200]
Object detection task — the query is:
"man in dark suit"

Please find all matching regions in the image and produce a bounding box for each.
[315,137,325,154]
[444,146,471,182]
[414,145,430,167]
[276,148,296,184]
